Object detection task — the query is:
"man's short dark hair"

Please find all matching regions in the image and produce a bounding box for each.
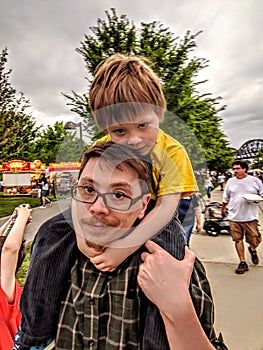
[79,142,153,194]
[232,160,248,172]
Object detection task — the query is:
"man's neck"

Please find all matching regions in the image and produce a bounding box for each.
[85,239,105,251]
[236,173,248,179]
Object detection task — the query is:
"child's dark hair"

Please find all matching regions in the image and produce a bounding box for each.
[0,236,26,274]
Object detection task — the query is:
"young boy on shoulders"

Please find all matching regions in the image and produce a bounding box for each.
[84,53,198,270]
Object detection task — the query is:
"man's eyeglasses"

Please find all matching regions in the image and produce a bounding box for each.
[71,184,145,211]
[233,167,242,170]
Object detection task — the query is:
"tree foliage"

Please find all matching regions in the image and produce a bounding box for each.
[62,91,100,142]
[31,122,67,164]
[253,147,263,169]
[0,48,39,163]
[56,129,86,162]
[65,8,234,170]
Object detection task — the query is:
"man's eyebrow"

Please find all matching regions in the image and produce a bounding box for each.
[78,176,94,184]
[79,178,132,190]
[111,182,132,189]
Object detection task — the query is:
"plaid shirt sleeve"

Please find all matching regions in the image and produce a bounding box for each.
[190,258,228,350]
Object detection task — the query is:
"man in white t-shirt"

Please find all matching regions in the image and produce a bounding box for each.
[221,161,263,274]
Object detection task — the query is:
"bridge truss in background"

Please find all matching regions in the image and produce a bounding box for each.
[235,139,263,160]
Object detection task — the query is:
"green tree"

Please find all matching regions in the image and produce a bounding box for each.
[253,147,263,169]
[65,8,234,170]
[32,122,88,164]
[63,91,101,142]
[56,130,87,162]
[0,48,39,163]
[32,122,67,164]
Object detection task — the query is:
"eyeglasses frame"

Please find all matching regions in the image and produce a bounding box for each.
[71,184,146,211]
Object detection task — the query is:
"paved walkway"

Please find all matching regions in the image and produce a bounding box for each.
[0,198,71,243]
[191,187,263,350]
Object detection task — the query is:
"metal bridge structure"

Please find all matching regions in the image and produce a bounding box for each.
[235,139,263,160]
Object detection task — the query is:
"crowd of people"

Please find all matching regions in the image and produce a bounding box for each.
[1,52,262,349]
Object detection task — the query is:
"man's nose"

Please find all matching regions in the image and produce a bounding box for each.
[89,196,109,214]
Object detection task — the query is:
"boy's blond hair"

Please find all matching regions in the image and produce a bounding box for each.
[89,54,166,130]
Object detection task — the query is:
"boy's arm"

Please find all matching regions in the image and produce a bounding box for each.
[110,193,181,247]
[1,205,31,303]
[90,194,181,272]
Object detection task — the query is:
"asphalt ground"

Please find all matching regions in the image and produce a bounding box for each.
[191,187,263,350]
[1,188,263,349]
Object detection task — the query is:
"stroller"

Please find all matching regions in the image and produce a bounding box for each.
[203,202,230,237]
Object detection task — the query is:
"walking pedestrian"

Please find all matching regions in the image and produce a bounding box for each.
[39,173,52,208]
[217,172,225,191]
[59,174,68,199]
[51,174,57,200]
[204,173,213,201]
[221,161,263,274]
[177,194,202,246]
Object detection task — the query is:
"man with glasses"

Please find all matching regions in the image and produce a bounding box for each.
[17,142,227,349]
[221,161,263,274]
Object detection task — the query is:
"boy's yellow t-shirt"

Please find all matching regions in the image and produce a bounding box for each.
[93,129,198,200]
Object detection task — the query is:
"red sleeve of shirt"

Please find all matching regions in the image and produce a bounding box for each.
[0,280,23,350]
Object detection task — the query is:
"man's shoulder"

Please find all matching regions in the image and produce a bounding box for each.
[45,207,72,225]
[248,174,262,183]
[35,208,74,241]
[29,208,77,264]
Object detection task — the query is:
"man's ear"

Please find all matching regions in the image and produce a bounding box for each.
[137,194,151,219]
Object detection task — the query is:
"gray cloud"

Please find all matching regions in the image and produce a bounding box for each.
[1,0,262,150]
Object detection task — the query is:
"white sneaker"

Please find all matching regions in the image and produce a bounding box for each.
[40,205,46,208]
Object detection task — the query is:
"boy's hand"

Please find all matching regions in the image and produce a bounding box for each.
[90,246,138,272]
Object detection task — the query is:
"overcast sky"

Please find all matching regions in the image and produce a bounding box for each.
[1,0,262,150]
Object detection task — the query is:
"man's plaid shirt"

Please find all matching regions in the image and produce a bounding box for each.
[55,251,227,350]
[56,250,145,350]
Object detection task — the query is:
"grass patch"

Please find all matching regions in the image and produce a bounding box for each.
[0,194,55,218]
[16,242,32,287]
[0,195,41,217]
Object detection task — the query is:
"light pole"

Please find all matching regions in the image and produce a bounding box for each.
[64,121,83,155]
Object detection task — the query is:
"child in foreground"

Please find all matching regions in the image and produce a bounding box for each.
[84,53,198,270]
[0,204,31,350]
